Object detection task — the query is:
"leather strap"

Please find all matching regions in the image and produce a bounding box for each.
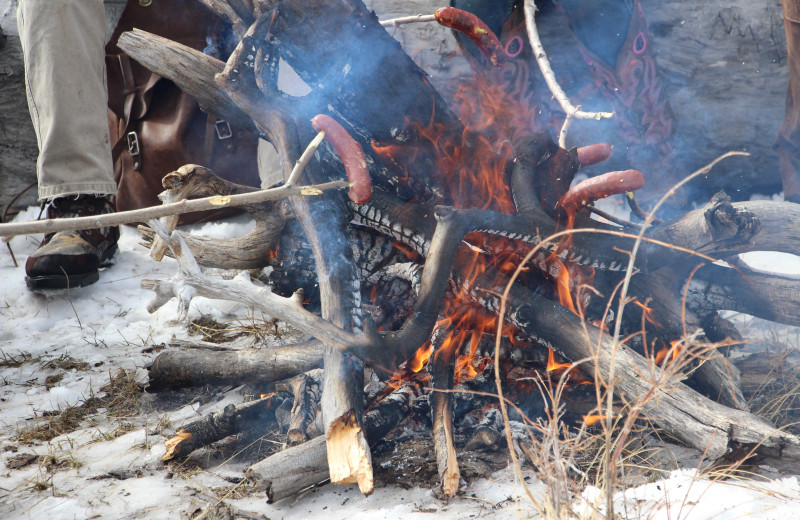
[203,113,216,167]
[110,54,137,160]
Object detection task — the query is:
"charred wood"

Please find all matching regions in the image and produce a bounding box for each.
[275,369,323,446]
[162,394,287,461]
[430,325,460,497]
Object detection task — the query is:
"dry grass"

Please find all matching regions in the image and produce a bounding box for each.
[189,313,283,344]
[15,369,143,444]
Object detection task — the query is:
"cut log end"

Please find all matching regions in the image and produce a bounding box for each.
[326,409,374,495]
[162,429,193,461]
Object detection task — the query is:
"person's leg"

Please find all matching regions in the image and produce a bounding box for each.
[18,0,116,201]
[778,0,800,202]
[18,0,119,290]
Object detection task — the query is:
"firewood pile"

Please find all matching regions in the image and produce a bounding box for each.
[103,0,800,502]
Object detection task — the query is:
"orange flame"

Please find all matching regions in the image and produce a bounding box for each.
[654,339,682,366]
[408,342,434,373]
[546,348,572,372]
[582,414,608,426]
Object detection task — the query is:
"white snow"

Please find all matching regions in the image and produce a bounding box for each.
[1,208,800,519]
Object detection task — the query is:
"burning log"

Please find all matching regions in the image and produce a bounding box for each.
[146,341,324,391]
[162,394,287,461]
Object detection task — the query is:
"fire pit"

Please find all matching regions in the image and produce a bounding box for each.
[4,0,800,517]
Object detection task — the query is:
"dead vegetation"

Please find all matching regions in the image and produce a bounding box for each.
[14,369,143,444]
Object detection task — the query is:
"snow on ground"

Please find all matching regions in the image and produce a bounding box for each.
[1,207,800,519]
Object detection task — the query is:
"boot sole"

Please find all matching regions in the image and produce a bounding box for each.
[25,270,100,291]
[25,243,118,291]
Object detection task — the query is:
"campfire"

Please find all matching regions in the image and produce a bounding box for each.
[10,0,799,512]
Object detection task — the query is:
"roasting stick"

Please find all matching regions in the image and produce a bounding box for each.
[379,14,436,27]
[0,140,345,240]
[523,0,614,148]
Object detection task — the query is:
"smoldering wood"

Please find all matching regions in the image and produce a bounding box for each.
[246,383,418,503]
[146,341,324,391]
[274,369,323,446]
[162,394,287,461]
[429,325,460,497]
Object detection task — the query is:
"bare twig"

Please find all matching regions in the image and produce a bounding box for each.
[285,131,326,187]
[379,14,436,27]
[523,0,614,147]
[0,180,348,239]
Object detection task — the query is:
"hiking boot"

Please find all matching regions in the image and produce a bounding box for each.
[25,195,119,290]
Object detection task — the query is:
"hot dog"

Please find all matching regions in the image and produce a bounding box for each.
[557,169,645,214]
[576,143,612,168]
[310,114,372,204]
[434,7,506,67]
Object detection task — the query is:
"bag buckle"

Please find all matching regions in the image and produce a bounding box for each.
[215,120,233,140]
[126,131,140,156]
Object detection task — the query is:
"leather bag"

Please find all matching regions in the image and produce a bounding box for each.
[105,0,261,224]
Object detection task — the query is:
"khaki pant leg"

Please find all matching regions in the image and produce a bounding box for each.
[18,0,116,201]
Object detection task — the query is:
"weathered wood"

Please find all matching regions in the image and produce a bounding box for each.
[688,263,800,328]
[147,341,325,390]
[137,202,290,269]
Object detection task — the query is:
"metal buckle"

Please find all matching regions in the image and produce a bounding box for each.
[126,131,140,156]
[215,120,233,140]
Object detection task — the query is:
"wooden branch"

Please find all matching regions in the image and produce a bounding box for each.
[0,176,347,239]
[193,0,249,39]
[688,263,800,328]
[148,164,264,261]
[523,0,614,147]
[147,341,325,391]
[162,394,286,461]
[275,369,323,446]
[652,199,800,259]
[214,20,374,493]
[137,201,291,270]
[141,224,366,350]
